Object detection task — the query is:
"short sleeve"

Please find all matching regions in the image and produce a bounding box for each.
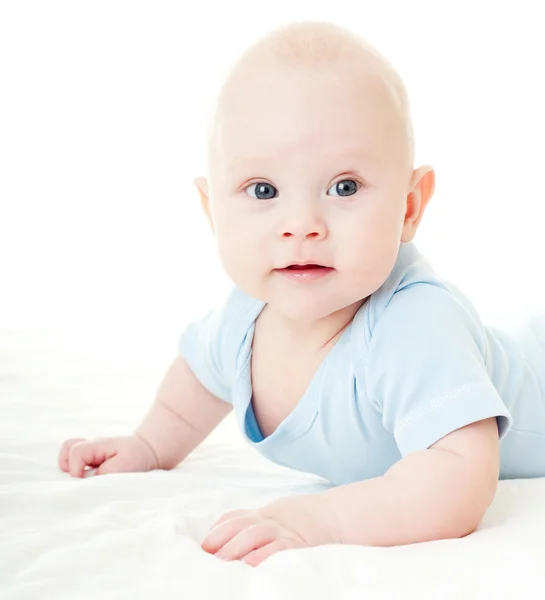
[178,287,261,403]
[364,283,513,456]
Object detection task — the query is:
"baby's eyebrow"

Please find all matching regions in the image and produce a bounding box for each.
[227,147,381,169]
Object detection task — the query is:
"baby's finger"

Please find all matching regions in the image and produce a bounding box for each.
[95,452,134,476]
[216,524,279,562]
[201,515,258,554]
[58,438,87,472]
[68,441,114,478]
[210,509,250,530]
[242,539,295,567]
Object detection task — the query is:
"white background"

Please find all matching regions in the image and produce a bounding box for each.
[1,0,543,370]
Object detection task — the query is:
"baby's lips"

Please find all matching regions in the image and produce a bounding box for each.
[285,264,325,270]
[278,260,332,269]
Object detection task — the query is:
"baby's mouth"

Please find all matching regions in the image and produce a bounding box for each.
[275,263,335,281]
[285,264,326,270]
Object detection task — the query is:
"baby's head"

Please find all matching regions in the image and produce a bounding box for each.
[195,21,435,323]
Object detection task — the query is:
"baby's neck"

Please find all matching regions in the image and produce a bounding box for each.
[264,298,367,351]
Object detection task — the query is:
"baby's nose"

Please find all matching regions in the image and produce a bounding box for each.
[278,203,327,240]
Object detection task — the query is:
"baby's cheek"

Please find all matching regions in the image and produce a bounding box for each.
[216,233,259,285]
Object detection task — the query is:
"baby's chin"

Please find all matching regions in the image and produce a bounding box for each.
[262,289,358,324]
[229,272,368,322]
[274,303,333,324]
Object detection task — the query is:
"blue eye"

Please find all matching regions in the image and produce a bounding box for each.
[327,179,360,197]
[245,182,278,200]
[244,178,361,200]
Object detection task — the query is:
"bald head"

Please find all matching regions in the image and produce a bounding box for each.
[204,20,414,180]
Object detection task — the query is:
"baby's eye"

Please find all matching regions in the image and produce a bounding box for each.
[327,179,360,197]
[244,179,361,200]
[244,182,278,200]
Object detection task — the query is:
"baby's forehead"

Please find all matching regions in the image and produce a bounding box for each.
[216,75,395,156]
[205,22,414,173]
[222,58,391,109]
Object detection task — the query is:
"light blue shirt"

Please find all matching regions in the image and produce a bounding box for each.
[178,242,545,485]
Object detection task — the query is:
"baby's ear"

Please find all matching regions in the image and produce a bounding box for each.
[400,166,435,243]
[193,176,214,233]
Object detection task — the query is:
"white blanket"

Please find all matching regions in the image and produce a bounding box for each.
[2,328,545,599]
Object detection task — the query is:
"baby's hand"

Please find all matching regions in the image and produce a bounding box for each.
[58,434,159,478]
[201,494,335,566]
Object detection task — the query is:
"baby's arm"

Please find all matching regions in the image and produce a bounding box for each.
[59,355,232,476]
[202,417,499,563]
[320,416,499,545]
[134,355,233,470]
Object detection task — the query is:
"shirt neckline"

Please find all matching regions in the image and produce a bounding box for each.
[233,299,367,447]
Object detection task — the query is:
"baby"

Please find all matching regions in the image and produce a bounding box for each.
[58,21,545,566]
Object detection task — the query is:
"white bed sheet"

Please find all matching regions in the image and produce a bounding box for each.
[2,328,545,600]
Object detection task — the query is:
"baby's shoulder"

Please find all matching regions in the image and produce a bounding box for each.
[203,285,266,344]
[358,243,485,345]
[178,286,265,399]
